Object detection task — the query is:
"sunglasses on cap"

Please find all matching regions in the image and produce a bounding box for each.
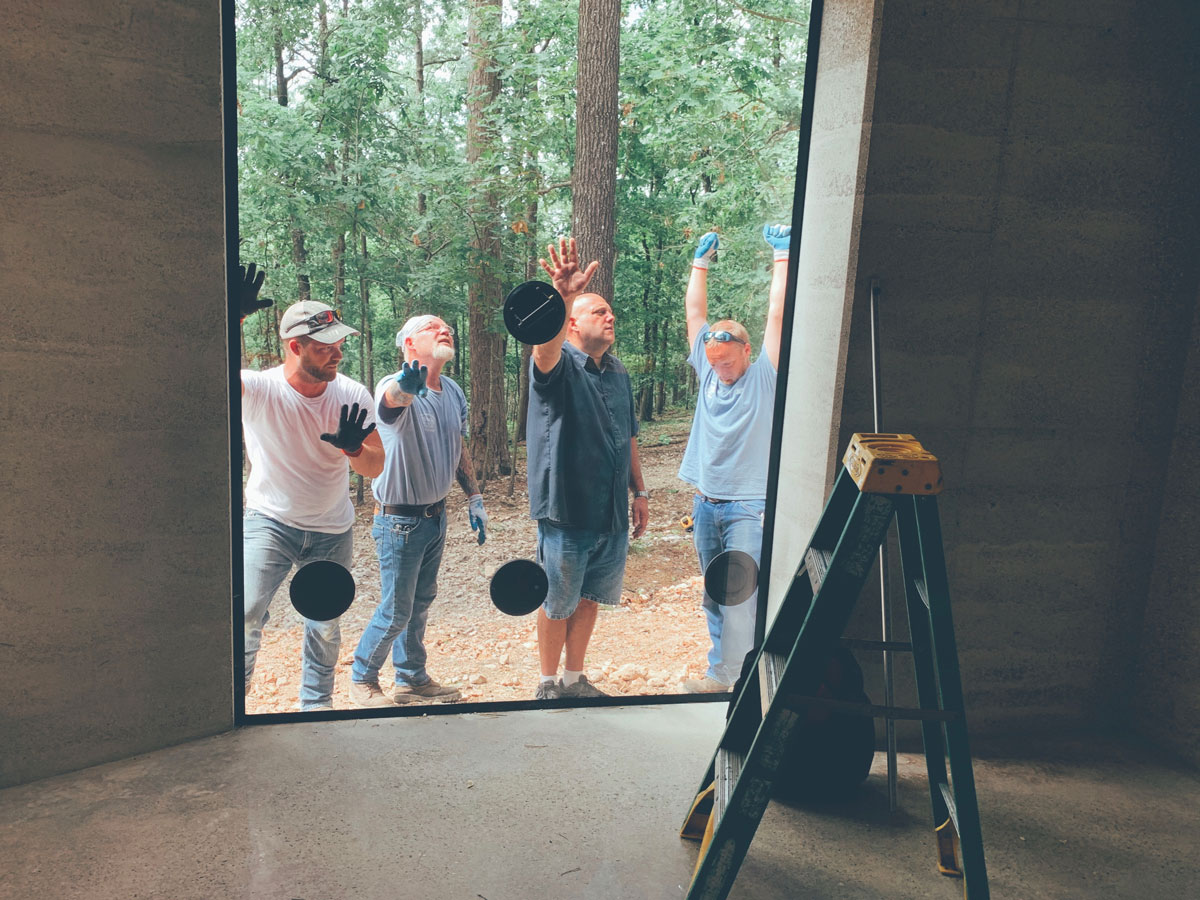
[302,309,344,332]
[702,330,747,346]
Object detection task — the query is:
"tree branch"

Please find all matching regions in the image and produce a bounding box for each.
[723,0,806,26]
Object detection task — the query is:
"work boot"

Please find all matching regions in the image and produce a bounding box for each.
[394,679,461,703]
[561,675,609,698]
[349,680,395,708]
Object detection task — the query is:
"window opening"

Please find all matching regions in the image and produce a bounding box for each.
[228,0,815,720]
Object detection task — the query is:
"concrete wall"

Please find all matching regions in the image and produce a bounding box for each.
[771,0,1199,752]
[2,0,1196,788]
[1134,288,1200,767]
[0,0,233,787]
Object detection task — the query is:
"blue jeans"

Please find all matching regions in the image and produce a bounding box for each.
[352,510,447,687]
[692,496,765,685]
[243,510,352,709]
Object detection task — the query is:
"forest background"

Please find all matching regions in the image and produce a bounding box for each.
[236,0,808,488]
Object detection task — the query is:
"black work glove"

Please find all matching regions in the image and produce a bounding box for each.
[238,263,274,319]
[320,403,376,455]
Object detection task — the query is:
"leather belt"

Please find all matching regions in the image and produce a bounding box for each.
[374,499,446,518]
[697,493,733,504]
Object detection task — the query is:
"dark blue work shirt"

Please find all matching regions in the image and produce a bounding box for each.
[527,341,639,534]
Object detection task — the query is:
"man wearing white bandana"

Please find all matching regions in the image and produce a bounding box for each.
[348,314,488,707]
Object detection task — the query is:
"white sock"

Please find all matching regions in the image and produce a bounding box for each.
[540,674,558,684]
[563,669,583,687]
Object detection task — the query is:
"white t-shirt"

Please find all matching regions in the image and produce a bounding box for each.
[242,367,376,532]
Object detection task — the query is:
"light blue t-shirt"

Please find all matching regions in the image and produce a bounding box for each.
[371,372,469,506]
[678,324,777,500]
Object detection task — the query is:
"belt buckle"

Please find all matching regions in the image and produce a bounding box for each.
[423,504,436,518]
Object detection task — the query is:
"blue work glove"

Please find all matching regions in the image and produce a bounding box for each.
[396,361,428,397]
[693,231,719,269]
[763,224,792,261]
[468,494,487,545]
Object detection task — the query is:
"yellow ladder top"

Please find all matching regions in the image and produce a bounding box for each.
[843,433,943,495]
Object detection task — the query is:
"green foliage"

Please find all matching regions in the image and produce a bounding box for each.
[237,0,809,420]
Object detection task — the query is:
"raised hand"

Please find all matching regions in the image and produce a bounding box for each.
[693,231,719,269]
[538,236,600,299]
[238,263,273,319]
[468,494,488,546]
[320,403,376,454]
[762,224,792,261]
[396,361,428,397]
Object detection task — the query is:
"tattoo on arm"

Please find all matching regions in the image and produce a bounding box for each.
[456,438,480,497]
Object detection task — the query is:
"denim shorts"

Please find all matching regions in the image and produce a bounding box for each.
[536,519,628,619]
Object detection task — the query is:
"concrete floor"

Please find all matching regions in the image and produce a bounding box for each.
[1,704,1197,899]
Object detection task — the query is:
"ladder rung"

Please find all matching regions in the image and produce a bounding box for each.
[839,637,913,652]
[915,578,930,609]
[939,782,959,831]
[758,651,786,710]
[715,747,745,823]
[779,694,960,721]
[806,547,833,593]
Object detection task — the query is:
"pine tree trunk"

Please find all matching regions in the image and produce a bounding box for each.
[572,0,620,303]
[656,315,669,414]
[414,0,427,220]
[515,190,539,444]
[465,0,510,480]
[359,233,374,390]
[275,31,312,307]
[291,229,311,303]
[333,232,346,311]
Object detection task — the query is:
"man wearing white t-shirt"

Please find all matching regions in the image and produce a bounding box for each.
[677,226,789,692]
[238,264,385,711]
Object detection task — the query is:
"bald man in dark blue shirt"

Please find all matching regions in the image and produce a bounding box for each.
[526,238,649,700]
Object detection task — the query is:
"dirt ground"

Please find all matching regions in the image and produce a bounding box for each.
[245,410,718,713]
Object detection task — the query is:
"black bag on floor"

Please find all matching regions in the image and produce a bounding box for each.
[727,646,876,802]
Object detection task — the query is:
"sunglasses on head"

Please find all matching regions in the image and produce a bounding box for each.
[702,330,747,345]
[302,309,344,332]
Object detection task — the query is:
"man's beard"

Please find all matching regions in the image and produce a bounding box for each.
[431,344,454,363]
[301,359,338,382]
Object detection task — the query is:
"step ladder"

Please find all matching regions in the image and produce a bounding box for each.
[680,434,989,900]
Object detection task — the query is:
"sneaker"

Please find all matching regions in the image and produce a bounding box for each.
[682,676,731,694]
[394,679,461,703]
[349,680,395,708]
[535,679,564,700]
[298,702,334,711]
[561,675,609,698]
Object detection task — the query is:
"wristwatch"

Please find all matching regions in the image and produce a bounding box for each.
[634,490,649,499]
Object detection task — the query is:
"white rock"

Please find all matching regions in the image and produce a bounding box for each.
[469,673,487,684]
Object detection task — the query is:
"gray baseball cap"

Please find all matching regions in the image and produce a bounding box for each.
[279,301,359,344]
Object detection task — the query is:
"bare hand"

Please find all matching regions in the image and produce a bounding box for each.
[631,495,649,539]
[538,237,599,299]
